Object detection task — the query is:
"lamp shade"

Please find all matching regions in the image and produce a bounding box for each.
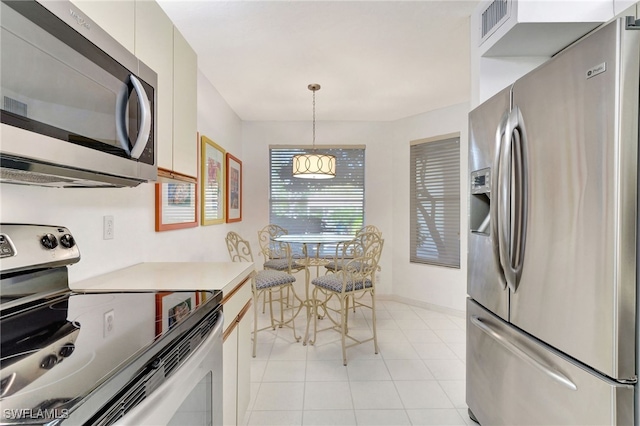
[292,153,336,179]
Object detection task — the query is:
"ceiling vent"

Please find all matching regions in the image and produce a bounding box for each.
[476,0,610,57]
[480,0,510,43]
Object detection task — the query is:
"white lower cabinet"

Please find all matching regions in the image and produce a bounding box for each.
[236,309,252,423]
[222,276,252,425]
[223,326,239,425]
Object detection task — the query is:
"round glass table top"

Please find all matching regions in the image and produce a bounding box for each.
[273,233,354,244]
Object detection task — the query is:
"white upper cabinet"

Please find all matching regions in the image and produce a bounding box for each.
[69,0,135,53]
[475,0,614,57]
[135,1,174,173]
[615,0,638,16]
[172,29,198,177]
[71,0,198,178]
[470,0,638,106]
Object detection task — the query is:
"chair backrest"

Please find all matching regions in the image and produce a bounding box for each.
[332,230,383,262]
[358,231,384,268]
[356,225,382,237]
[257,224,288,260]
[339,231,384,282]
[225,231,255,263]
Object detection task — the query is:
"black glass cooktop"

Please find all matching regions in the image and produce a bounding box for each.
[0,289,221,424]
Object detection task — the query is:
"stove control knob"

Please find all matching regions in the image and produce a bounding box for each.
[59,343,75,358]
[41,234,58,250]
[60,234,75,249]
[40,354,58,370]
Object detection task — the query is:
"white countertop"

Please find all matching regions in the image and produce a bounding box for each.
[70,262,254,293]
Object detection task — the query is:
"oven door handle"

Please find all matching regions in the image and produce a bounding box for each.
[113,311,224,426]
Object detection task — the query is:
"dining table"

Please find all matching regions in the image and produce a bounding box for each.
[273,233,355,344]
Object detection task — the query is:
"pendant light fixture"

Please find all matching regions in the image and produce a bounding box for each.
[292,84,336,179]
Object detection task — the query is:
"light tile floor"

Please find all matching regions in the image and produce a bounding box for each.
[243,298,473,426]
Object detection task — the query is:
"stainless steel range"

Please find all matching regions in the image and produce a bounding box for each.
[0,224,223,425]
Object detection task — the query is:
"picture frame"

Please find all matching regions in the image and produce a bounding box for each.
[225,153,242,223]
[201,136,226,225]
[155,292,197,335]
[155,169,198,232]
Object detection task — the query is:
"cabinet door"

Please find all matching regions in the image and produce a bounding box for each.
[172,28,198,177]
[69,0,135,53]
[135,1,174,171]
[236,305,253,424]
[223,326,239,426]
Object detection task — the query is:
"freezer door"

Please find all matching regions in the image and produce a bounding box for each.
[467,299,634,425]
[468,87,511,320]
[509,18,639,380]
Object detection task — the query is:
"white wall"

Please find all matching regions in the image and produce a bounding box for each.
[392,103,470,313]
[240,102,469,314]
[0,70,242,284]
[0,73,469,313]
[241,120,395,294]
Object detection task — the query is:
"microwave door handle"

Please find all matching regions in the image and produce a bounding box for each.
[129,75,152,160]
[131,75,151,160]
[115,75,150,158]
[491,112,509,289]
[115,85,132,155]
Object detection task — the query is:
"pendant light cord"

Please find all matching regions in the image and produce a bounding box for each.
[312,88,316,152]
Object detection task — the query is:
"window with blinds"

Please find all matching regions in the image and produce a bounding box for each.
[269,147,365,255]
[410,135,460,268]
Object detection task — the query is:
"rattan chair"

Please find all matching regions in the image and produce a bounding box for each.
[308,231,384,365]
[225,231,300,357]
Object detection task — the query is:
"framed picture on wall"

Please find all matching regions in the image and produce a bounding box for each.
[155,169,198,232]
[201,135,225,225]
[225,153,242,222]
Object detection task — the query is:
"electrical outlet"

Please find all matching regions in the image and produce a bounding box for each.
[103,215,114,240]
[103,310,115,337]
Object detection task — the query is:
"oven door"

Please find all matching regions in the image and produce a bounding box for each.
[114,312,224,426]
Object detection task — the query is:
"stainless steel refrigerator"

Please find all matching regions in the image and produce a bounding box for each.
[467,17,639,425]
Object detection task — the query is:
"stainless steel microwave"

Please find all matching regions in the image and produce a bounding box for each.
[0,0,157,187]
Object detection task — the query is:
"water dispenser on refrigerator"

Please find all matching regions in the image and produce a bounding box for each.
[470,168,491,235]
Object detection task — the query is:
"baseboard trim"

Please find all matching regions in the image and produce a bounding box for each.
[376,294,465,319]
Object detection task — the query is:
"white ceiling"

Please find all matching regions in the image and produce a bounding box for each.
[158,0,480,122]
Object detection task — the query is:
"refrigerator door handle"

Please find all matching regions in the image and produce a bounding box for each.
[511,106,529,291]
[470,315,578,391]
[498,111,515,289]
[491,112,509,289]
[500,106,528,292]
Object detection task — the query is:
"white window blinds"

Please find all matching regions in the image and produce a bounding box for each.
[410,136,460,268]
[269,147,365,244]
